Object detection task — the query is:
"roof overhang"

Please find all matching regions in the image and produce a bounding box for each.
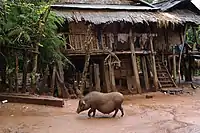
[52,9,200,25]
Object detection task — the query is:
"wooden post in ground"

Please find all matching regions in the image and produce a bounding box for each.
[108,58,116,92]
[129,29,142,94]
[89,64,93,92]
[104,65,111,92]
[149,35,159,91]
[94,63,101,92]
[172,45,177,81]
[141,56,150,90]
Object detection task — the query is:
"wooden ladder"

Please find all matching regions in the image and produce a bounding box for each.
[155,58,177,88]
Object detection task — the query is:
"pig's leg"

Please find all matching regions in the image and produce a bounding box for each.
[88,108,95,117]
[92,109,96,117]
[112,109,119,117]
[119,106,124,117]
[88,109,93,117]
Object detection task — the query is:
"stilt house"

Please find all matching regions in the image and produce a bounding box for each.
[51,0,200,94]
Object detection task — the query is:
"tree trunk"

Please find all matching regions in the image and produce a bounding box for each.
[79,54,90,95]
[31,46,38,94]
[22,51,28,93]
[149,35,159,91]
[15,54,19,92]
[56,61,69,98]
[129,30,142,94]
[178,25,187,84]
[51,65,56,95]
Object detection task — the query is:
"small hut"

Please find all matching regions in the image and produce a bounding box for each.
[51,0,200,95]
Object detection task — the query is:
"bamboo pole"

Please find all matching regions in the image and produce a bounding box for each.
[129,29,142,94]
[149,35,159,91]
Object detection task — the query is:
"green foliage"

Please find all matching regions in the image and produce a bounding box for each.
[186,26,200,45]
[0,0,72,73]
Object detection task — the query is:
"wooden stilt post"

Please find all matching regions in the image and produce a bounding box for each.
[104,65,111,92]
[141,56,149,90]
[129,29,142,94]
[172,45,177,80]
[149,35,159,91]
[108,57,116,92]
[94,63,101,92]
[89,64,93,92]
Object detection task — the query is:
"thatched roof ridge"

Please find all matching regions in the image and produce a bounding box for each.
[51,4,158,11]
[55,0,155,7]
[53,9,200,25]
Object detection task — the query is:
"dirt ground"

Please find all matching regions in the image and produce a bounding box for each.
[1,87,200,133]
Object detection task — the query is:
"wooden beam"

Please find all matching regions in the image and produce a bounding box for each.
[141,56,150,90]
[65,49,156,56]
[149,35,159,91]
[129,29,142,94]
[0,93,64,107]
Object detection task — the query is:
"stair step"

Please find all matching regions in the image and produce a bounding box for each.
[159,81,173,83]
[158,79,172,81]
[161,84,175,87]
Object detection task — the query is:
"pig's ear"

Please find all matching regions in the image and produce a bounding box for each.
[82,100,86,105]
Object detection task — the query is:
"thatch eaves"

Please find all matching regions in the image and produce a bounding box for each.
[53,9,200,25]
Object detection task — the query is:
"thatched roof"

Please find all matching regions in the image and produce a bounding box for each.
[53,9,200,25]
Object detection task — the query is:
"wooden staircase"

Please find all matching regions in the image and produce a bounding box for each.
[155,58,177,88]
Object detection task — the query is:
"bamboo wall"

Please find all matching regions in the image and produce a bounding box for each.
[154,27,182,52]
[68,22,99,50]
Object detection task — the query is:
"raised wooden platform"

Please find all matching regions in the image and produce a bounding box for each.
[0,93,64,107]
